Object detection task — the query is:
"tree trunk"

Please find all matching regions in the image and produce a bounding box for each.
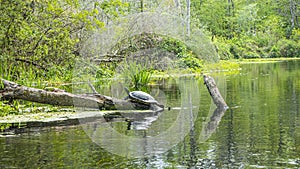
[140,0,143,12]
[200,74,229,142]
[186,0,191,37]
[288,0,296,38]
[227,0,235,16]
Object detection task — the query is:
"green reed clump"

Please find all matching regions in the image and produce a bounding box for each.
[0,123,12,131]
[120,60,153,90]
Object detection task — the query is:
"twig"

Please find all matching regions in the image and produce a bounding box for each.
[88,80,99,94]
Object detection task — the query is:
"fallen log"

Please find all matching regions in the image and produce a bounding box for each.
[0,79,162,111]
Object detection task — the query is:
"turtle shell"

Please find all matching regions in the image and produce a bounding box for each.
[129,91,158,104]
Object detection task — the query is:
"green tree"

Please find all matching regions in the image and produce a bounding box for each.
[0,0,129,81]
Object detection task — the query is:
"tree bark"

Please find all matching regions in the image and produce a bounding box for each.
[227,0,235,16]
[288,0,296,38]
[186,0,191,37]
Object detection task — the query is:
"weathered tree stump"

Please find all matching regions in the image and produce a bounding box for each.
[203,74,228,110]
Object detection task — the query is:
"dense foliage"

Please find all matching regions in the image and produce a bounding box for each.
[0,0,126,83]
[190,0,299,59]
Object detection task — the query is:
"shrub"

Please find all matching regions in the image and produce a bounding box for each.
[243,51,260,59]
[230,45,245,59]
[178,55,204,70]
[215,42,232,60]
[268,46,280,58]
[278,39,300,57]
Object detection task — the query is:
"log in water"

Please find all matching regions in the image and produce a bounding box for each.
[203,74,228,110]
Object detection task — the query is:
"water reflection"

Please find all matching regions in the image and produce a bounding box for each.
[78,77,201,158]
[103,111,161,130]
[216,60,300,168]
[199,107,228,143]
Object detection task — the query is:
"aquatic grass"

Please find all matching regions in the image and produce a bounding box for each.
[1,58,75,88]
[119,59,153,90]
[0,123,12,131]
[0,56,45,87]
[0,56,17,81]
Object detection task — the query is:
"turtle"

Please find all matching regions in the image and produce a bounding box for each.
[124,87,164,108]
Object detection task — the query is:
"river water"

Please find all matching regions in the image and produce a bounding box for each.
[1,60,299,168]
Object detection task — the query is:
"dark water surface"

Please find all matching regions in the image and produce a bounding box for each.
[1,60,300,168]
